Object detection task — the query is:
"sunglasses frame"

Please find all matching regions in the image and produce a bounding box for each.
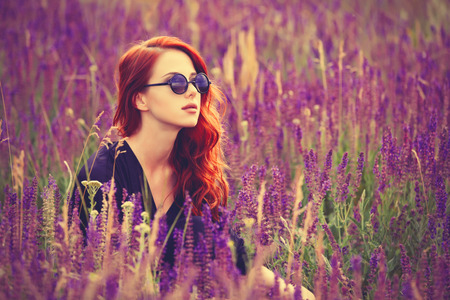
[143,72,211,95]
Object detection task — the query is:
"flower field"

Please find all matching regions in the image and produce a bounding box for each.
[0,0,449,298]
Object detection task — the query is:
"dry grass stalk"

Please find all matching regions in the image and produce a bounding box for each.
[223,33,237,99]
[238,27,259,110]
[257,180,267,230]
[103,178,116,268]
[286,168,305,277]
[314,231,325,300]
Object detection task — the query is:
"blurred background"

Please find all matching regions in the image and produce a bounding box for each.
[0,0,448,200]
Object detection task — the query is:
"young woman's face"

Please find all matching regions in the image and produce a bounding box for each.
[138,49,202,131]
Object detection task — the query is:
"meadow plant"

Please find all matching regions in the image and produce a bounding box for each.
[1,0,449,298]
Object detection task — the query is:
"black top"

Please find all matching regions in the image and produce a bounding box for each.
[74,140,246,274]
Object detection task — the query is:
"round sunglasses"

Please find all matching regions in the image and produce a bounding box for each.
[143,72,211,95]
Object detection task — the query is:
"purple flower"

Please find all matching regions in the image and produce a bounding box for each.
[69,208,84,274]
[381,128,393,163]
[342,246,349,256]
[294,285,303,300]
[22,178,39,263]
[306,216,318,245]
[437,127,449,178]
[337,152,348,176]
[156,214,168,257]
[353,205,361,223]
[214,227,237,283]
[428,113,437,134]
[276,126,284,151]
[435,175,447,220]
[335,153,351,203]
[354,152,365,190]
[371,189,381,216]
[69,188,81,229]
[351,255,363,299]
[348,222,359,237]
[294,123,303,153]
[399,244,412,281]
[433,255,447,299]
[100,179,115,197]
[271,166,288,232]
[130,192,143,224]
[105,273,119,299]
[260,191,273,245]
[242,164,258,189]
[441,252,450,299]
[171,227,184,279]
[201,203,215,261]
[270,271,281,298]
[322,223,341,260]
[237,184,256,221]
[373,156,381,179]
[424,244,437,299]
[374,249,388,299]
[193,233,213,299]
[329,254,341,297]
[443,214,450,246]
[319,150,333,196]
[401,280,413,299]
[234,165,260,225]
[428,214,437,240]
[341,173,351,202]
[390,274,400,300]
[389,204,410,240]
[304,149,319,194]
[414,181,424,221]
[366,247,380,293]
[259,165,267,180]
[159,262,177,295]
[183,193,195,266]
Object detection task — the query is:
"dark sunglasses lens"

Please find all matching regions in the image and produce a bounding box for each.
[170,74,188,94]
[195,74,210,94]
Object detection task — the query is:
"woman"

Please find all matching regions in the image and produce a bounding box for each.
[74,36,314,299]
[74,35,242,272]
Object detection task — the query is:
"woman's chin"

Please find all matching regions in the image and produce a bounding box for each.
[182,120,199,128]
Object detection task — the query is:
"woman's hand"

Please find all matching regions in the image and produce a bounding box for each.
[249,266,315,299]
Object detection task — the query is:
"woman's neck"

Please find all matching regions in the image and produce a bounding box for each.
[126,121,180,213]
[126,122,179,172]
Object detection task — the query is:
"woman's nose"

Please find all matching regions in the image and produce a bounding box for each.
[185,83,197,98]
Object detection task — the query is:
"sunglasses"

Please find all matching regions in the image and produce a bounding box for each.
[143,72,211,95]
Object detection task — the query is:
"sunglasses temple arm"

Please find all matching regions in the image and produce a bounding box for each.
[143,82,170,88]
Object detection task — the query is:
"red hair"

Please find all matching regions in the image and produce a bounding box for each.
[113,36,229,221]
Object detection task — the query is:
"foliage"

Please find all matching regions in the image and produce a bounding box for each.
[0,0,449,298]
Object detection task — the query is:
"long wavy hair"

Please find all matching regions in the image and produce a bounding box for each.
[113,36,228,221]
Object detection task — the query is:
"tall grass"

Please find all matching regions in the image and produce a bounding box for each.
[0,0,448,298]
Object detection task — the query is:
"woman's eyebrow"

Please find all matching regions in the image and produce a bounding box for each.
[161,71,198,79]
[161,72,177,79]
[188,72,197,79]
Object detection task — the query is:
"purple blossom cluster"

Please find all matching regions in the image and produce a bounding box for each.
[1,180,251,298]
[0,0,449,298]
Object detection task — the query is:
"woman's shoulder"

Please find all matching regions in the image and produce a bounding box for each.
[77,141,124,184]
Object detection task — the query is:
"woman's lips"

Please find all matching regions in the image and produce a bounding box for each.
[182,103,198,110]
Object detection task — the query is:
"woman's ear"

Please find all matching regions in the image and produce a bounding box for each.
[134,93,149,111]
